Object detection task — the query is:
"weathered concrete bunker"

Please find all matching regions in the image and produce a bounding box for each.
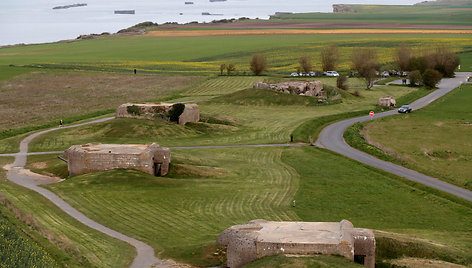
[217,219,375,268]
[253,81,326,98]
[378,96,396,107]
[64,143,171,176]
[116,102,200,125]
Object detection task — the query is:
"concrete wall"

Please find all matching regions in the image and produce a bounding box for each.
[217,219,375,268]
[64,143,171,177]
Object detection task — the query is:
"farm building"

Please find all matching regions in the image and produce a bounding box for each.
[64,143,171,177]
[218,219,375,268]
[116,102,200,125]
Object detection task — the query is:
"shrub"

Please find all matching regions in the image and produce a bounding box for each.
[168,103,185,122]
[336,76,349,91]
[250,54,268,75]
[422,69,442,89]
[299,55,312,73]
[126,105,142,116]
[408,70,422,86]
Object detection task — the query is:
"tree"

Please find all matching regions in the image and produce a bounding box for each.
[321,45,339,72]
[299,55,312,73]
[396,45,412,72]
[336,75,349,91]
[408,70,422,86]
[219,64,226,75]
[227,64,236,75]
[429,46,460,77]
[422,69,442,89]
[352,48,379,90]
[250,54,267,75]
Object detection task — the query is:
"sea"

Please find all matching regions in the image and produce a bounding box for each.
[0,0,420,46]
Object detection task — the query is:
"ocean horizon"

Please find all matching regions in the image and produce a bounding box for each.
[0,0,420,46]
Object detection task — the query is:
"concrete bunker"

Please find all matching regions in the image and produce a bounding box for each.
[253,81,327,99]
[116,102,200,125]
[64,143,171,177]
[378,96,396,107]
[217,219,375,268]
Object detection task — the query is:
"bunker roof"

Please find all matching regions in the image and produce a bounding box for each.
[249,221,346,245]
[71,143,157,155]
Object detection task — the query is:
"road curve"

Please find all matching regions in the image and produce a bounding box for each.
[4,116,172,268]
[316,72,472,202]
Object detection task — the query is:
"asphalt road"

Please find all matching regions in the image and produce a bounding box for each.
[316,72,472,202]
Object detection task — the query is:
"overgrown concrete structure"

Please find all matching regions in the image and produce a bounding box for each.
[217,219,375,268]
[253,81,326,98]
[116,102,200,125]
[378,96,396,107]
[64,143,171,176]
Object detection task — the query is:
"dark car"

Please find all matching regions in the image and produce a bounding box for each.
[398,105,412,113]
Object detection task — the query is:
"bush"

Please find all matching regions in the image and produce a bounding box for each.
[408,70,422,86]
[126,105,142,116]
[250,54,267,75]
[336,76,349,91]
[168,103,185,122]
[422,69,442,89]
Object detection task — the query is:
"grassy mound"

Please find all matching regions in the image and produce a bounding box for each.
[209,88,339,106]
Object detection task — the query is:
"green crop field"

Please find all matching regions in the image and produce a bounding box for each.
[272,2,472,25]
[358,84,472,190]
[1,34,471,75]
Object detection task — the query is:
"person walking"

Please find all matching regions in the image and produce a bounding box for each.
[59,120,63,128]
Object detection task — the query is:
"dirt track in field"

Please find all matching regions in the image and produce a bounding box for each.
[158,22,472,30]
[145,28,472,37]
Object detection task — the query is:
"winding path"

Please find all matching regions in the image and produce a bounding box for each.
[316,72,472,202]
[2,73,471,267]
[4,117,174,268]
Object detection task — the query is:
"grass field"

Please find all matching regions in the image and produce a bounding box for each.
[1,34,471,75]
[359,84,472,190]
[0,157,136,267]
[26,77,417,153]
[30,146,472,267]
[272,2,472,26]
[0,69,197,132]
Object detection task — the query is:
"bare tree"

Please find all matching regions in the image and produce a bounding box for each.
[299,55,312,73]
[429,46,460,77]
[250,54,268,75]
[352,48,379,90]
[220,64,226,75]
[396,45,412,72]
[321,45,339,72]
[227,64,236,75]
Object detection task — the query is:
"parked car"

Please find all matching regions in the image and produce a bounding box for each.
[308,71,316,76]
[381,71,390,77]
[323,71,339,77]
[290,72,299,77]
[398,105,412,113]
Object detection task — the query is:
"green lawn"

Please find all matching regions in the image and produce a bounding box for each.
[27,77,416,153]
[359,84,472,190]
[33,146,472,267]
[0,157,136,267]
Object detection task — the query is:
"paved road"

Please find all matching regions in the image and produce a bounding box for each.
[4,117,175,268]
[316,72,472,202]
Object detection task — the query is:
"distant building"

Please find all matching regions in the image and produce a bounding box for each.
[64,143,171,177]
[218,219,375,268]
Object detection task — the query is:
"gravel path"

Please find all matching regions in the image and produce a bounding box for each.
[4,116,175,268]
[316,72,472,202]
